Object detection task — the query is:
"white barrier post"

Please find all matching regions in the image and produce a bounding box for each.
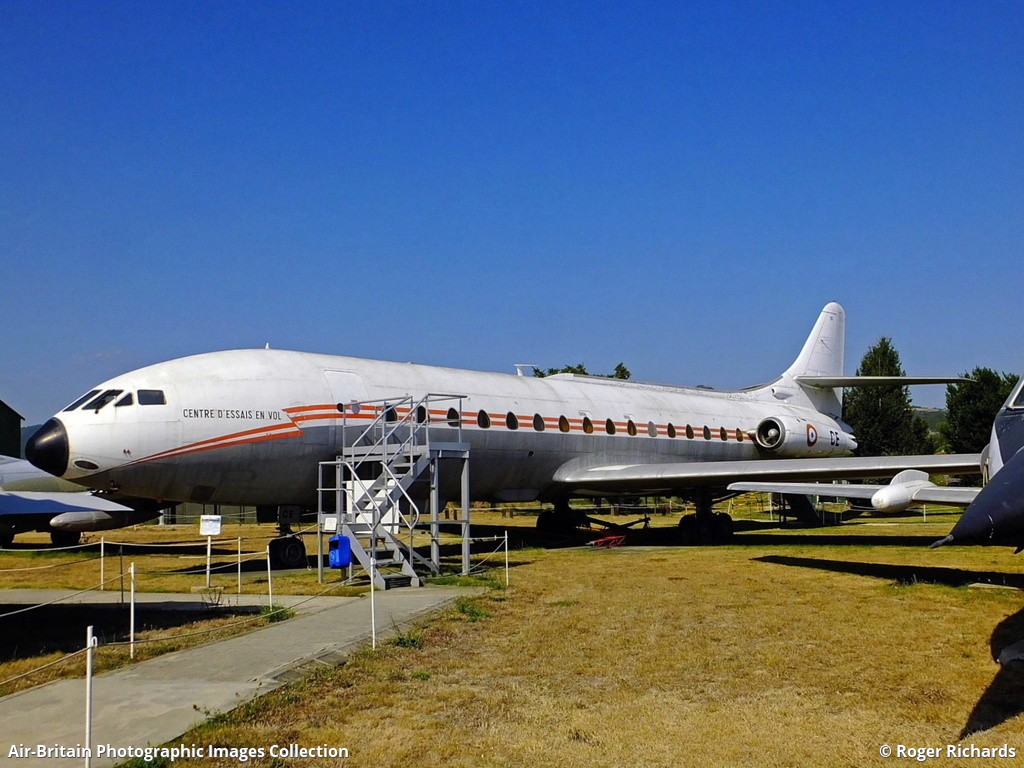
[84,625,97,768]
[370,557,377,650]
[99,538,105,591]
[504,530,510,587]
[237,537,242,595]
[266,546,273,608]
[205,535,212,589]
[129,563,136,660]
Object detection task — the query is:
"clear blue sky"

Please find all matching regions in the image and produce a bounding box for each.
[2,1,1022,425]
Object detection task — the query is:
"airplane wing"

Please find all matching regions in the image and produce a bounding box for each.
[0,491,134,516]
[727,481,979,507]
[552,453,982,495]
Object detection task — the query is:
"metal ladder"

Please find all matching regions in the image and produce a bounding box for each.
[317,394,471,589]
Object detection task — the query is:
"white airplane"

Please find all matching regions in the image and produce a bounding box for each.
[0,454,158,547]
[25,302,978,565]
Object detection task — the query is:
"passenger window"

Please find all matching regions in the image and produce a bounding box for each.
[719,427,728,441]
[626,420,637,436]
[703,426,711,440]
[137,390,166,405]
[447,408,460,427]
[667,423,677,438]
[477,410,490,428]
[115,393,134,407]
[85,389,123,412]
[558,416,570,433]
[63,390,100,412]
[506,412,519,430]
[605,418,616,435]
[416,405,428,423]
[686,425,694,439]
[583,417,594,434]
[647,421,658,437]
[533,414,545,431]
[735,428,744,442]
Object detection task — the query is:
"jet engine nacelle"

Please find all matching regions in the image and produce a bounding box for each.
[754,416,855,458]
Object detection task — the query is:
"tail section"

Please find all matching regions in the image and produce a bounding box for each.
[757,300,969,418]
[749,302,847,416]
[783,301,845,379]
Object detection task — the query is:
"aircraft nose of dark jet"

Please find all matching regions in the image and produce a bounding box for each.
[25,418,70,477]
[941,448,1024,547]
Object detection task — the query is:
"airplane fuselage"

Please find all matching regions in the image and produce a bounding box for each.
[28,349,855,508]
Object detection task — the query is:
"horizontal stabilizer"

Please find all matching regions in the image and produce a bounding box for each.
[795,376,972,389]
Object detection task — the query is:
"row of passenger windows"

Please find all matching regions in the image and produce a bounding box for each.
[466,408,745,441]
[376,403,747,440]
[62,388,167,412]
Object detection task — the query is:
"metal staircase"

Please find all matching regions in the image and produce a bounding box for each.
[317,394,471,589]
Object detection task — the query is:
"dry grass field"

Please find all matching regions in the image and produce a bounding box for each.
[106,505,1024,768]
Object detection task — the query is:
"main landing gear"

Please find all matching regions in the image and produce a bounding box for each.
[536,500,589,535]
[677,492,734,545]
[50,530,82,548]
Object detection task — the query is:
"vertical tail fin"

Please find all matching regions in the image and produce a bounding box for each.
[752,302,846,416]
[783,302,845,379]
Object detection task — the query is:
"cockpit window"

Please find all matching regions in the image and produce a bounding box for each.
[138,389,166,405]
[1010,380,1024,409]
[63,390,101,412]
[115,393,134,407]
[84,389,123,412]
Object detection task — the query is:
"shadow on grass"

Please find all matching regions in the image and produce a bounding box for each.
[0,603,263,662]
[961,608,1024,738]
[753,554,1024,589]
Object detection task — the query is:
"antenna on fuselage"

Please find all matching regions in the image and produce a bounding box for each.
[514,364,538,377]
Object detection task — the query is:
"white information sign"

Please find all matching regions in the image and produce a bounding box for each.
[199,515,223,537]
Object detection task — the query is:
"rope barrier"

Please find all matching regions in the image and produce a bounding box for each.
[466,539,507,574]
[0,556,102,573]
[102,578,354,648]
[140,551,266,577]
[0,574,127,620]
[0,646,90,690]
[99,538,239,549]
[0,541,94,553]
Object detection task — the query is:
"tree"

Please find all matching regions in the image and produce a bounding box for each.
[534,363,631,380]
[842,337,934,456]
[941,368,1019,453]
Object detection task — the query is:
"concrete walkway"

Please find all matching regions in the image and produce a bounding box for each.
[0,586,474,768]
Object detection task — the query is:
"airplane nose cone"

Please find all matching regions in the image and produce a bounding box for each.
[25,418,69,477]
[944,448,1024,546]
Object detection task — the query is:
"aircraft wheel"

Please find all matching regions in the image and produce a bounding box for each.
[536,510,555,532]
[50,530,82,548]
[678,514,696,544]
[270,536,307,569]
[712,513,734,543]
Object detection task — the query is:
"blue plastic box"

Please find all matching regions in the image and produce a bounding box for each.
[328,534,351,569]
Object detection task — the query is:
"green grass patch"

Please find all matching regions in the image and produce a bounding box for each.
[393,626,426,649]
[260,605,295,623]
[428,572,504,589]
[454,595,491,621]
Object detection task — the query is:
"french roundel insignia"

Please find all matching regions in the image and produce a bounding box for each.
[806,424,818,446]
